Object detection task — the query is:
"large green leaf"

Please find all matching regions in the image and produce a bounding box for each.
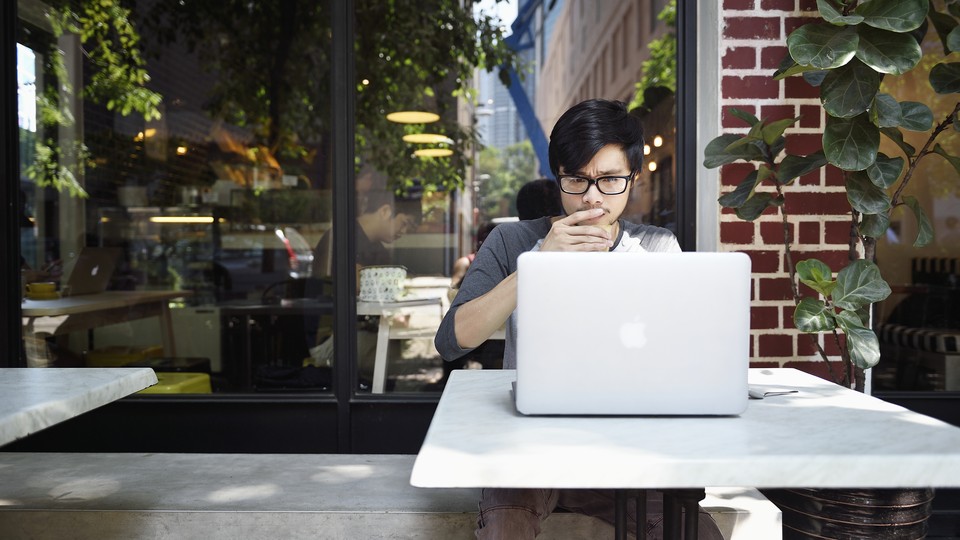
[703,134,764,168]
[903,195,935,247]
[934,143,960,176]
[898,101,934,131]
[818,0,865,25]
[930,62,960,93]
[718,170,760,208]
[778,150,828,184]
[856,0,929,33]
[949,24,960,53]
[855,25,923,75]
[832,260,892,311]
[824,113,880,171]
[865,153,904,187]
[773,53,821,80]
[762,117,801,145]
[795,297,837,333]
[821,59,883,118]
[928,8,958,56]
[880,127,916,157]
[859,211,891,238]
[735,192,776,221]
[804,70,829,87]
[846,170,892,214]
[788,24,859,70]
[845,325,882,369]
[871,93,901,128]
[836,308,869,330]
[797,258,837,298]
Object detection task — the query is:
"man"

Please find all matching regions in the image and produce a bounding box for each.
[434,99,722,539]
[312,189,422,278]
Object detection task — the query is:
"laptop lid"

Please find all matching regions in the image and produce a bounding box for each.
[515,251,751,416]
[64,247,121,296]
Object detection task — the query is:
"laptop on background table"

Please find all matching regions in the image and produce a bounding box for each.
[63,247,121,296]
[514,251,751,416]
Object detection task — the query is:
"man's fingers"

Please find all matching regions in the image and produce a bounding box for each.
[558,208,604,225]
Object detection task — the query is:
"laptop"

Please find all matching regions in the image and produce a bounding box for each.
[63,247,121,296]
[514,251,751,416]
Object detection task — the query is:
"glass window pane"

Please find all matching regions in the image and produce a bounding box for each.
[18,0,333,395]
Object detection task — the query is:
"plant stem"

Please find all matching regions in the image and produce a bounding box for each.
[891,102,960,207]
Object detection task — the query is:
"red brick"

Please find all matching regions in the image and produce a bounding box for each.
[761,46,789,70]
[722,105,757,128]
[760,220,793,245]
[785,76,820,99]
[798,0,818,10]
[783,304,798,326]
[760,105,796,122]
[759,277,795,301]
[720,221,756,244]
[789,250,851,274]
[785,133,822,156]
[724,0,755,9]
[751,306,780,330]
[797,332,824,356]
[749,336,755,357]
[759,334,794,356]
[799,105,821,128]
[784,191,850,215]
[783,360,846,384]
[724,17,782,40]
[723,76,780,99]
[745,249,782,273]
[720,162,758,186]
[785,17,817,36]
[762,0,796,9]
[823,333,847,356]
[797,169,821,186]
[825,165,845,186]
[750,361,781,369]
[723,47,756,69]
[824,220,853,244]
[798,221,820,244]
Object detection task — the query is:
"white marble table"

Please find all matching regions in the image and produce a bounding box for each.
[412,368,960,538]
[357,297,443,394]
[0,368,158,447]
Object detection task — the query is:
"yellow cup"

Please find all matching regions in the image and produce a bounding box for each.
[25,282,58,299]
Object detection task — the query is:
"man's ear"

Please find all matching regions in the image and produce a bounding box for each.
[375,204,394,220]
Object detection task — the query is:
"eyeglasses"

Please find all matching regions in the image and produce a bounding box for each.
[557,173,633,195]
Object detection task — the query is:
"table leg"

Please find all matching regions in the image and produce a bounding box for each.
[159,301,177,357]
[371,312,391,394]
[614,489,628,540]
[661,489,706,540]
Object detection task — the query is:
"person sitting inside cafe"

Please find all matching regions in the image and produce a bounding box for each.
[434,98,723,539]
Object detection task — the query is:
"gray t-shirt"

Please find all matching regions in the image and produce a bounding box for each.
[434,216,682,368]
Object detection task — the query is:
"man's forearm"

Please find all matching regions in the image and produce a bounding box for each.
[453,272,517,349]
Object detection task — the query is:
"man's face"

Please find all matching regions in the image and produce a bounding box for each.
[386,212,418,242]
[557,143,632,226]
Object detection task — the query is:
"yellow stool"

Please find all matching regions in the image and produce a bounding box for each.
[138,372,212,394]
[86,345,163,367]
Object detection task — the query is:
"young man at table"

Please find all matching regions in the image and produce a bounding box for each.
[434,99,723,539]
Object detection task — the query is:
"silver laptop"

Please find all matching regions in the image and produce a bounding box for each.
[64,247,121,296]
[515,251,751,416]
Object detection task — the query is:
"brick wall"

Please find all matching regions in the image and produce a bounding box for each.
[719,0,852,379]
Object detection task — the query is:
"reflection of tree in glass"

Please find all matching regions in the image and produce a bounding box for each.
[142,0,519,194]
[477,140,536,220]
[26,1,163,197]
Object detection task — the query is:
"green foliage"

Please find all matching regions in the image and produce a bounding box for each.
[629,0,676,111]
[26,0,163,197]
[703,0,960,384]
[476,141,537,220]
[143,0,519,193]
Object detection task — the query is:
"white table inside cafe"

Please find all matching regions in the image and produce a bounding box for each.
[411,368,960,540]
[0,368,157,447]
[357,296,443,394]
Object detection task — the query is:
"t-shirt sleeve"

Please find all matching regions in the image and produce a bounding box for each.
[434,226,511,362]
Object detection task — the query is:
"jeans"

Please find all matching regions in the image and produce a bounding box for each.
[475,488,724,539]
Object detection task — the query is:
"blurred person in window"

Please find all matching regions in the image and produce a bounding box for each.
[515,178,562,221]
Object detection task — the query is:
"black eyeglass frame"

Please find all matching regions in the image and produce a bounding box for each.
[556,171,635,195]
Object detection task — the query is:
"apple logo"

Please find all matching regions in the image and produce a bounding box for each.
[619,317,648,349]
[91,265,99,276]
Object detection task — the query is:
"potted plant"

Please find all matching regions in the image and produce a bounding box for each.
[703,0,960,537]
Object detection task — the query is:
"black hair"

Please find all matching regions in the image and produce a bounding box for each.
[547,99,644,178]
[515,179,562,220]
[361,190,423,224]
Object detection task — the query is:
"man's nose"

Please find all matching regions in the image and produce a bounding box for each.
[581,183,604,205]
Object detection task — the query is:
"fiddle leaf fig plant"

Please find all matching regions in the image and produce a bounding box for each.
[704,0,960,390]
